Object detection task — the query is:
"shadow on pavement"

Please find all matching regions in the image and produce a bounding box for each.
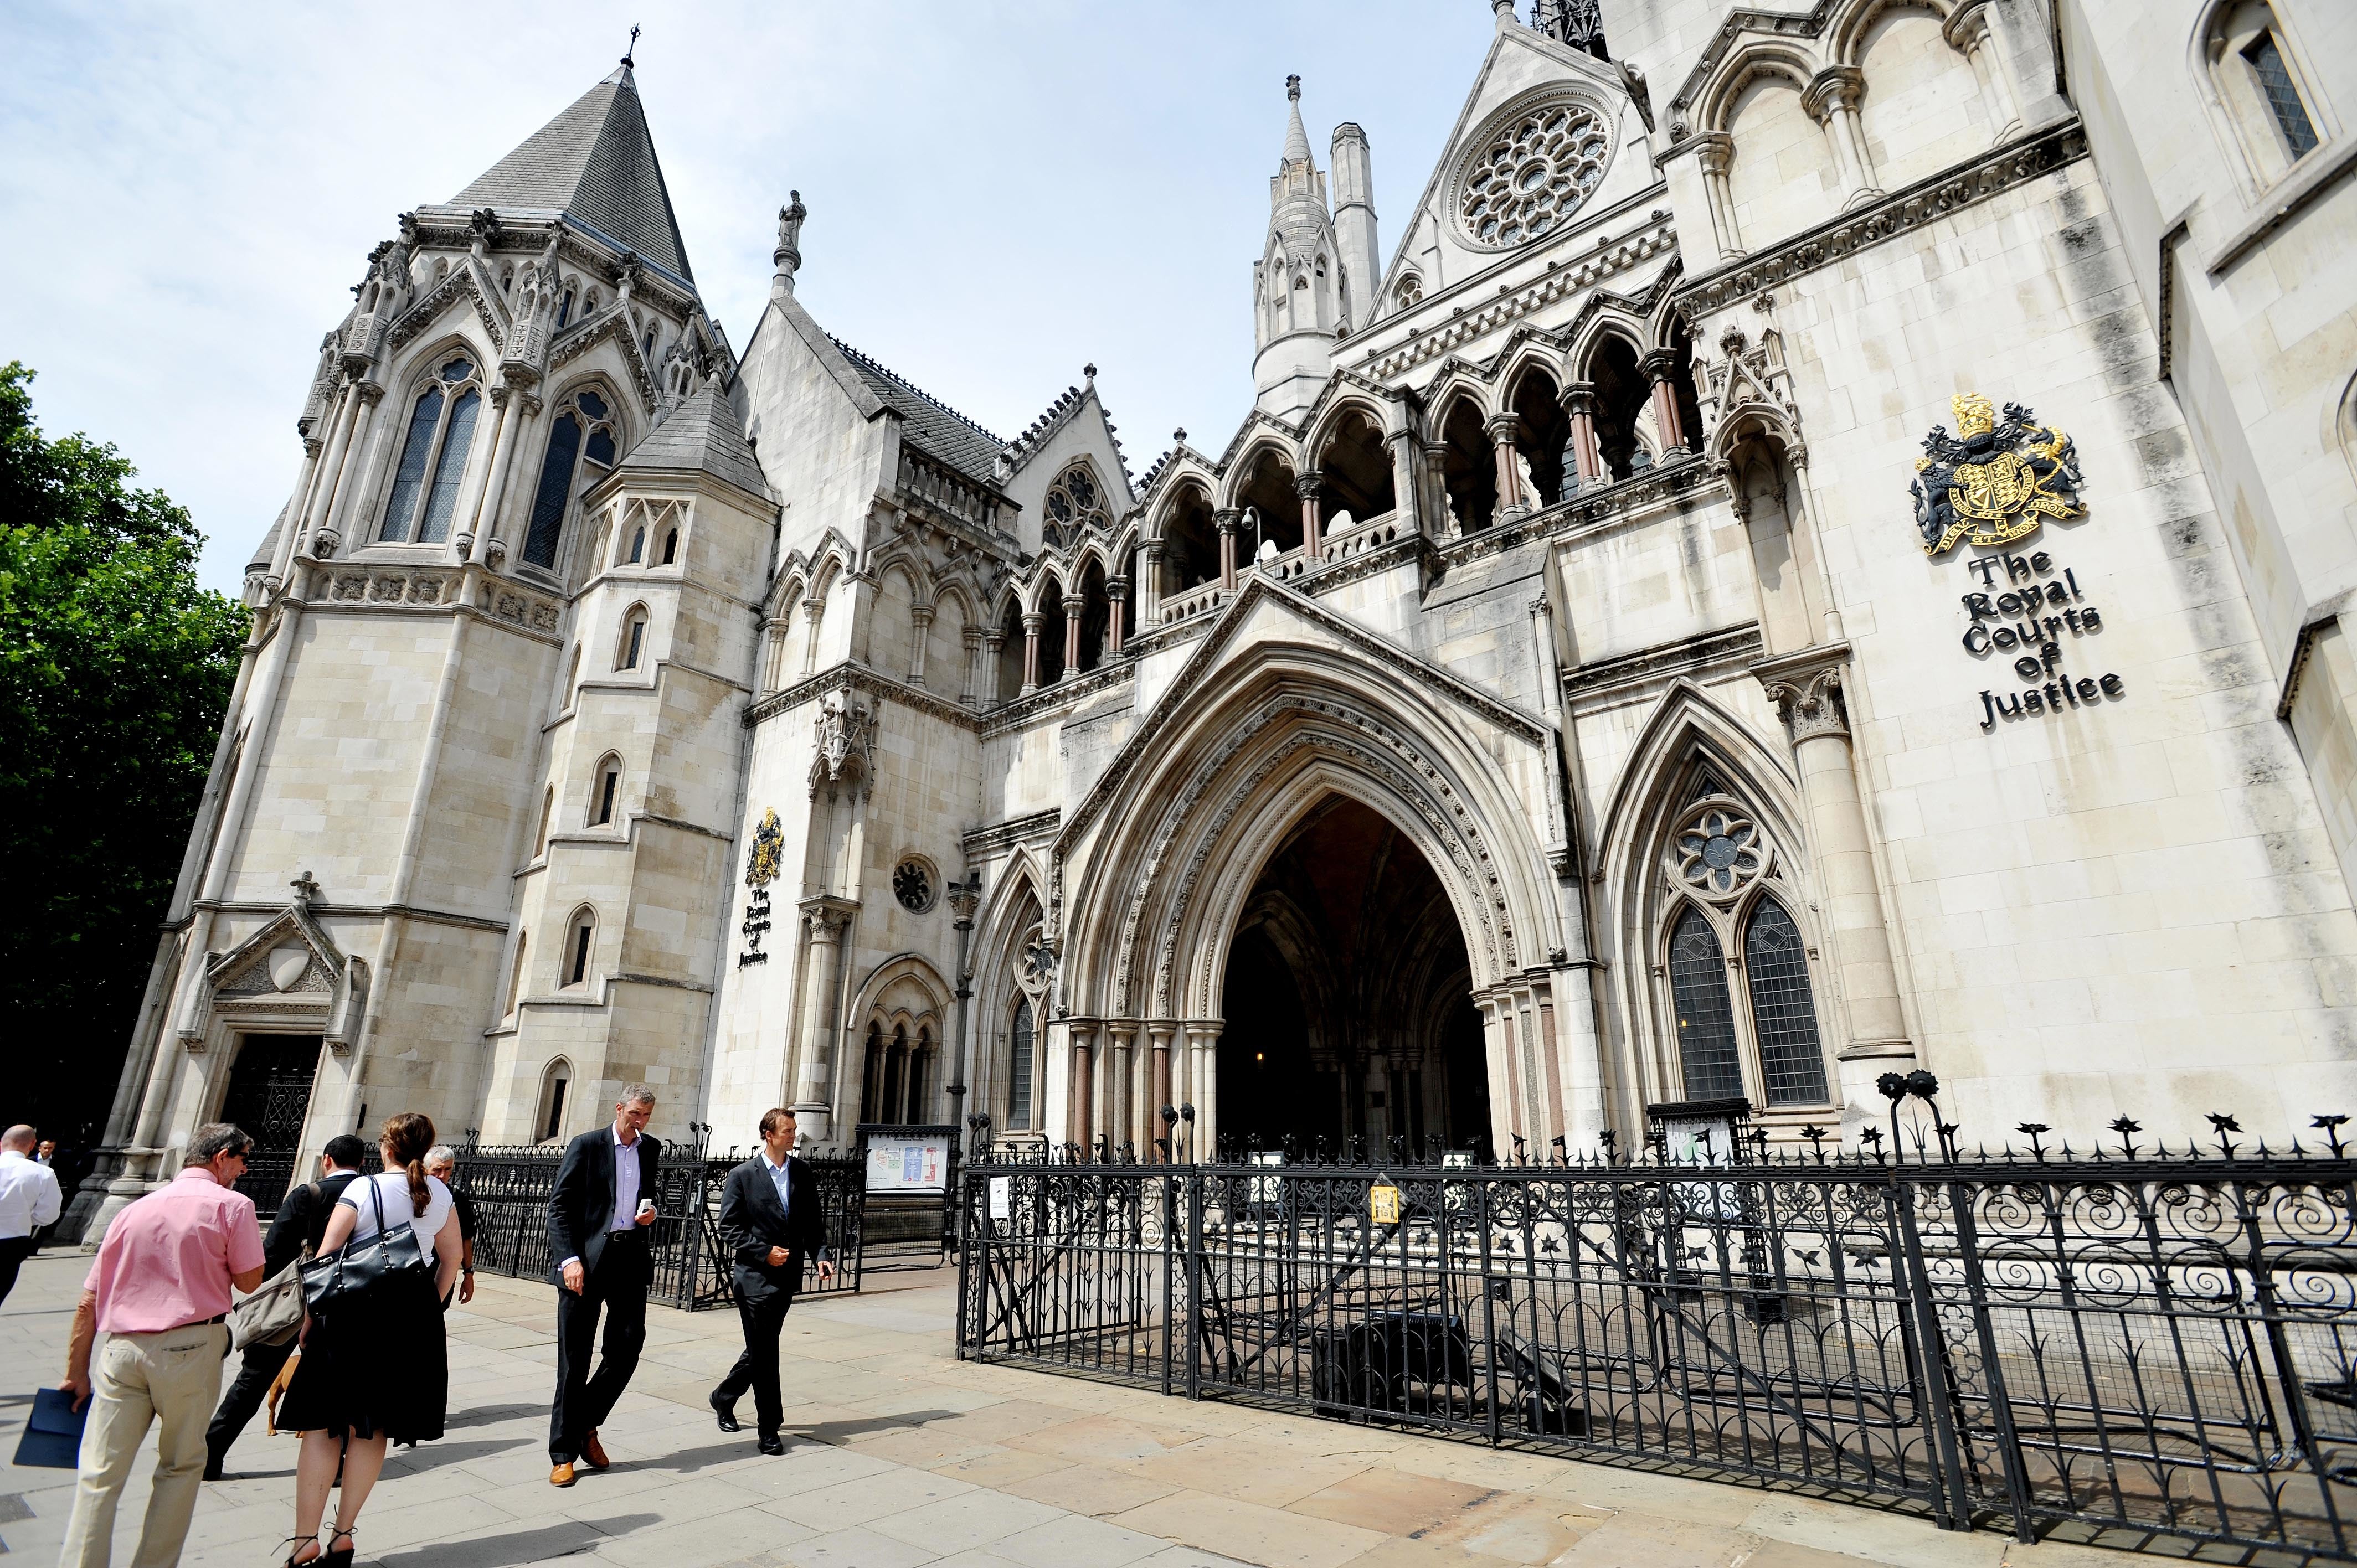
[616,1411,959,1475]
[367,1512,661,1568]
[440,1402,545,1433]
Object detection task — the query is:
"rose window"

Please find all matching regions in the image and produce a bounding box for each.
[1456,101,1609,249]
[1043,463,1108,546]
[1670,804,1766,901]
[893,859,935,913]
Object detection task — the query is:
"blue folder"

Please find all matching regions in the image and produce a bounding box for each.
[14,1386,86,1468]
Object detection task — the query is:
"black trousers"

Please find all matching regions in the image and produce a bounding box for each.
[549,1234,649,1462]
[207,1335,297,1465]
[712,1288,796,1435]
[0,1235,34,1308]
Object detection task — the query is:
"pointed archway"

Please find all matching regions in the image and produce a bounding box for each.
[1217,796,1490,1160]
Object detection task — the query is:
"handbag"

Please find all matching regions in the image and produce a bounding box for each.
[229,1256,308,1349]
[299,1175,429,1314]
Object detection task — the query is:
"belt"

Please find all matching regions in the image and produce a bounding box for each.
[605,1227,649,1240]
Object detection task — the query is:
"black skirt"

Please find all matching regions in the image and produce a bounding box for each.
[277,1262,448,1445]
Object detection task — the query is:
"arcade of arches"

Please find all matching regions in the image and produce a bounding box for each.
[1218,796,1490,1158]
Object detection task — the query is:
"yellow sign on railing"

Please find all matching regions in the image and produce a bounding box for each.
[1368,1183,1402,1225]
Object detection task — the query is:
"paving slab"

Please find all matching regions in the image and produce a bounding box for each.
[0,1251,2162,1568]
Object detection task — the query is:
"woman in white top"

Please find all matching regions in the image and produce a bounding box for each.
[274,1112,461,1567]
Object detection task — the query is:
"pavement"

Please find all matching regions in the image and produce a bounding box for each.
[0,1249,2149,1568]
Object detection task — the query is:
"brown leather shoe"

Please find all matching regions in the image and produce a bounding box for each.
[581,1430,610,1471]
[549,1462,575,1488]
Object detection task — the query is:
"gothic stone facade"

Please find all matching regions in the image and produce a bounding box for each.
[71,0,2357,1227]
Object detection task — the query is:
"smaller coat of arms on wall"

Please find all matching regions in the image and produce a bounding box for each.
[739,808,784,968]
[1912,393,2085,556]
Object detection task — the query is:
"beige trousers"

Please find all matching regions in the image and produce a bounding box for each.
[58,1322,228,1568]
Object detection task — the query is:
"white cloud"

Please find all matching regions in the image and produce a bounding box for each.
[0,1,1495,594]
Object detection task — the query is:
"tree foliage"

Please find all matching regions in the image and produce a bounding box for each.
[0,363,248,1146]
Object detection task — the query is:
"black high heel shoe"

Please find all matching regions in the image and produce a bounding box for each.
[323,1525,357,1568]
[278,1535,321,1567]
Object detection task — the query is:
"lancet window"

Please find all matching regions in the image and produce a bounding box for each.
[1657,791,1830,1108]
[379,356,483,544]
[522,386,619,571]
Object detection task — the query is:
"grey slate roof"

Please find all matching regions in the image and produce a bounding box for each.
[617,383,770,500]
[452,65,694,285]
[828,338,1006,481]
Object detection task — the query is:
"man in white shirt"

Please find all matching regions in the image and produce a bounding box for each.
[543,1087,662,1486]
[0,1123,64,1307]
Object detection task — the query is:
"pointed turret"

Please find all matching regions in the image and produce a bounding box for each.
[619,381,770,500]
[452,61,694,285]
[1253,76,1343,420]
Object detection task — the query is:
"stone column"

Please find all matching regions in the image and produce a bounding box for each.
[1216,509,1241,591]
[1695,134,1742,260]
[1062,597,1083,680]
[1641,352,1689,456]
[1106,579,1128,656]
[794,901,855,1139]
[1386,426,1422,532]
[1562,385,1603,483]
[1476,995,1519,1158]
[1486,414,1525,518]
[1297,470,1325,560]
[1020,611,1042,693]
[1753,647,1915,1116]
[908,604,934,687]
[800,599,826,676]
[1423,439,1453,535]
[1947,0,2023,140]
[323,381,389,557]
[1802,68,1878,208]
[470,383,534,564]
[299,381,364,557]
[1068,1022,1095,1151]
[980,629,1005,706]
[1190,1022,1222,1157]
[1108,1021,1138,1154]
[1147,1022,1175,1158]
[450,385,512,561]
[960,627,982,706]
[947,876,980,1129]
[1139,543,1164,628]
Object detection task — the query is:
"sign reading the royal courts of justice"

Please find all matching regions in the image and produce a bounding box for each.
[1911,393,2123,732]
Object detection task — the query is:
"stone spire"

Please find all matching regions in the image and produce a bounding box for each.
[1253,76,1342,419]
[451,59,696,285]
[1282,75,1313,171]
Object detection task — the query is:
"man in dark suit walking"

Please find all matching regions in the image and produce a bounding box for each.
[203,1132,370,1478]
[710,1107,832,1454]
[545,1085,661,1486]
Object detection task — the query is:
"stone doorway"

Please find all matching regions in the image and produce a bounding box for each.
[218,1034,322,1216]
[1217,796,1490,1159]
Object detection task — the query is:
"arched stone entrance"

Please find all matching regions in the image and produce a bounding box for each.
[1217,796,1490,1159]
[1042,589,1601,1163]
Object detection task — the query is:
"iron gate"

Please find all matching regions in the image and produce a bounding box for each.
[219,1034,322,1217]
[958,1121,2357,1561]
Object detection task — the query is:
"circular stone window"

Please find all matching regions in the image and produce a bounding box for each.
[893,858,936,913]
[1669,804,1767,903]
[1453,97,1610,250]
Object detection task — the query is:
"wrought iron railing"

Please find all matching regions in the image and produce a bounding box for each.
[450,1132,866,1309]
[957,1086,2357,1562]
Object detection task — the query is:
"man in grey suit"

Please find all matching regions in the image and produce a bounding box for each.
[710,1108,832,1453]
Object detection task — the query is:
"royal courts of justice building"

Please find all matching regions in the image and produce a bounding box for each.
[64,0,2357,1230]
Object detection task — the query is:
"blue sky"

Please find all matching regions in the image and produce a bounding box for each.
[1,2,1504,595]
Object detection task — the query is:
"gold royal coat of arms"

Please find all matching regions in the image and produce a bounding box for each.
[744,807,783,890]
[1911,393,2085,556]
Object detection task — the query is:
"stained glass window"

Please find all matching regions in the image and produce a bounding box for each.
[1744,899,1829,1106]
[1009,997,1035,1129]
[415,388,479,544]
[585,427,616,467]
[379,388,444,541]
[1669,906,1742,1100]
[2245,32,2319,159]
[523,415,581,569]
[577,391,607,421]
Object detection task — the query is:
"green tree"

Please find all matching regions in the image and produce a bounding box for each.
[0,363,248,1153]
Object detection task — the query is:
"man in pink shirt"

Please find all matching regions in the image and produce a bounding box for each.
[56,1123,266,1568]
